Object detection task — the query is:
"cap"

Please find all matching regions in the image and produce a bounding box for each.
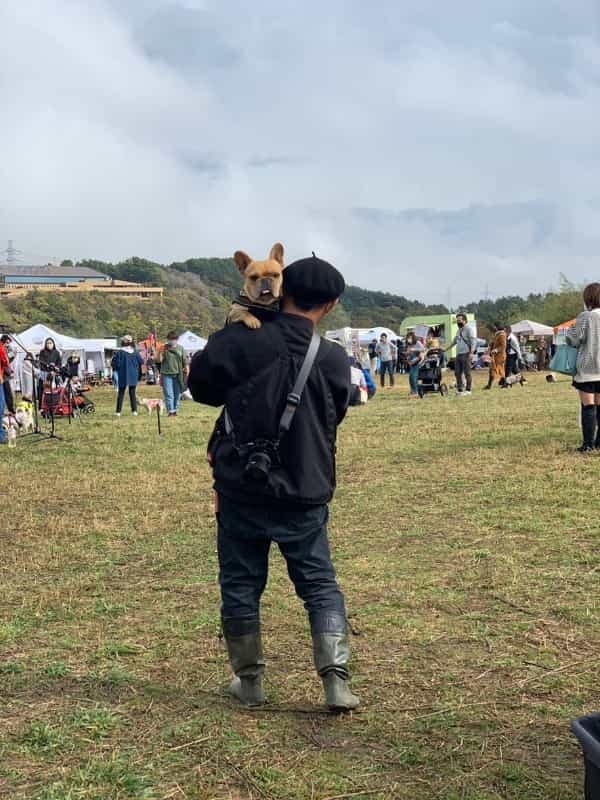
[283,252,345,305]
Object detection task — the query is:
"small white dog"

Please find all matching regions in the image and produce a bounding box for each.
[15,407,34,433]
[2,414,19,438]
[139,398,165,415]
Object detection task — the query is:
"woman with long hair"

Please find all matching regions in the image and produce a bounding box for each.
[405,331,425,397]
[37,337,62,401]
[484,323,506,390]
[566,283,600,452]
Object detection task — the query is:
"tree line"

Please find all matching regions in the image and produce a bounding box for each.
[0,257,585,339]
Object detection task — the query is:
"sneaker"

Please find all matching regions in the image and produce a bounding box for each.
[577,445,594,453]
[115,412,121,417]
[132,411,138,416]
[463,390,472,395]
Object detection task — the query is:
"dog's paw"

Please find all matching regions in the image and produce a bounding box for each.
[243,313,262,329]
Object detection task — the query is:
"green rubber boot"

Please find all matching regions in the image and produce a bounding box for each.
[224,631,266,707]
[311,613,360,712]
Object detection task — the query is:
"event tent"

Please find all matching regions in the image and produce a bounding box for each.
[554,318,576,345]
[13,324,115,384]
[510,320,554,337]
[177,330,207,355]
[325,326,401,351]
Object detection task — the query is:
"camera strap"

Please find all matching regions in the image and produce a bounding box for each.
[222,331,321,440]
[279,331,320,437]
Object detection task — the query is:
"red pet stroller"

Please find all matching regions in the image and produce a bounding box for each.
[40,384,73,418]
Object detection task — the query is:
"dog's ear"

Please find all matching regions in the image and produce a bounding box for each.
[234,251,253,274]
[269,243,284,266]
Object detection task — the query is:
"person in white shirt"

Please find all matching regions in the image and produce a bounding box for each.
[503,326,526,387]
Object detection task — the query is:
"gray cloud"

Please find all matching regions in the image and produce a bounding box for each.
[1,0,600,303]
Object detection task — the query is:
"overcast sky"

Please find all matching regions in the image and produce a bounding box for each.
[1,1,599,303]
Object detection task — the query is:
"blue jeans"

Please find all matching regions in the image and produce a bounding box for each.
[161,374,181,413]
[409,364,420,394]
[217,495,346,634]
[380,360,394,387]
[0,380,6,443]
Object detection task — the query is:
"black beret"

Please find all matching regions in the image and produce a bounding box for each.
[283,253,345,305]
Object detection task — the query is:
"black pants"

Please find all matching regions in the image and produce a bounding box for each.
[505,354,519,378]
[116,385,137,413]
[455,353,472,392]
[380,360,394,387]
[3,379,15,414]
[217,495,346,633]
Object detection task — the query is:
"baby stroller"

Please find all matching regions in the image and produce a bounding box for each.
[72,385,95,414]
[417,349,448,398]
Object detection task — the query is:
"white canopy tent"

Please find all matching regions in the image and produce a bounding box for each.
[325,326,401,352]
[510,320,554,337]
[177,330,207,356]
[12,324,115,389]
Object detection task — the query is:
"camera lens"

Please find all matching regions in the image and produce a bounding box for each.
[244,451,272,483]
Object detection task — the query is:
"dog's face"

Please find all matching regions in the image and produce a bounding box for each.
[234,243,284,305]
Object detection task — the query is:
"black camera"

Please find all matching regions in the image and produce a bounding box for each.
[240,440,280,483]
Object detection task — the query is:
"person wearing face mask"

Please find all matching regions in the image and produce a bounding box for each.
[158,331,188,416]
[446,313,476,395]
[37,337,62,400]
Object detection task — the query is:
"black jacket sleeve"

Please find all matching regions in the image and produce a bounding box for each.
[188,330,235,407]
[321,342,351,425]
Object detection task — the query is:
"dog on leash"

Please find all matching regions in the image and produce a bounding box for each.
[227,243,284,329]
[140,398,165,415]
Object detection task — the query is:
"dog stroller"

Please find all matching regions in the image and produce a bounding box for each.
[417,349,448,398]
[40,383,73,417]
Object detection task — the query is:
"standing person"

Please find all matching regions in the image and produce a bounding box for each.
[368,338,378,375]
[376,333,396,388]
[395,339,405,373]
[405,331,425,397]
[158,331,188,417]
[446,314,476,395]
[504,326,526,387]
[111,335,143,417]
[37,337,62,400]
[0,336,9,444]
[536,338,548,371]
[566,282,600,452]
[484,323,506,390]
[188,254,359,711]
[1,335,16,414]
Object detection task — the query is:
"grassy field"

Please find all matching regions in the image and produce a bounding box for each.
[2,370,600,800]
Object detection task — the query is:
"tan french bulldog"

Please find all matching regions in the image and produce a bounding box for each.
[227,243,285,329]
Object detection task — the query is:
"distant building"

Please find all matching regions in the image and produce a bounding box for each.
[0,264,163,298]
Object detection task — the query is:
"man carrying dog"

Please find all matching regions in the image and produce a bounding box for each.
[188,254,359,711]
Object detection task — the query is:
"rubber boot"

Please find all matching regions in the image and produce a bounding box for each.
[311,612,360,712]
[223,622,266,707]
[579,404,597,453]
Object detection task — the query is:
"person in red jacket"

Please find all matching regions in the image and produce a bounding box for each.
[0,338,10,444]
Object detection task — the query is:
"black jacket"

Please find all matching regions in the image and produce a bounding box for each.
[38,347,62,370]
[188,313,351,508]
